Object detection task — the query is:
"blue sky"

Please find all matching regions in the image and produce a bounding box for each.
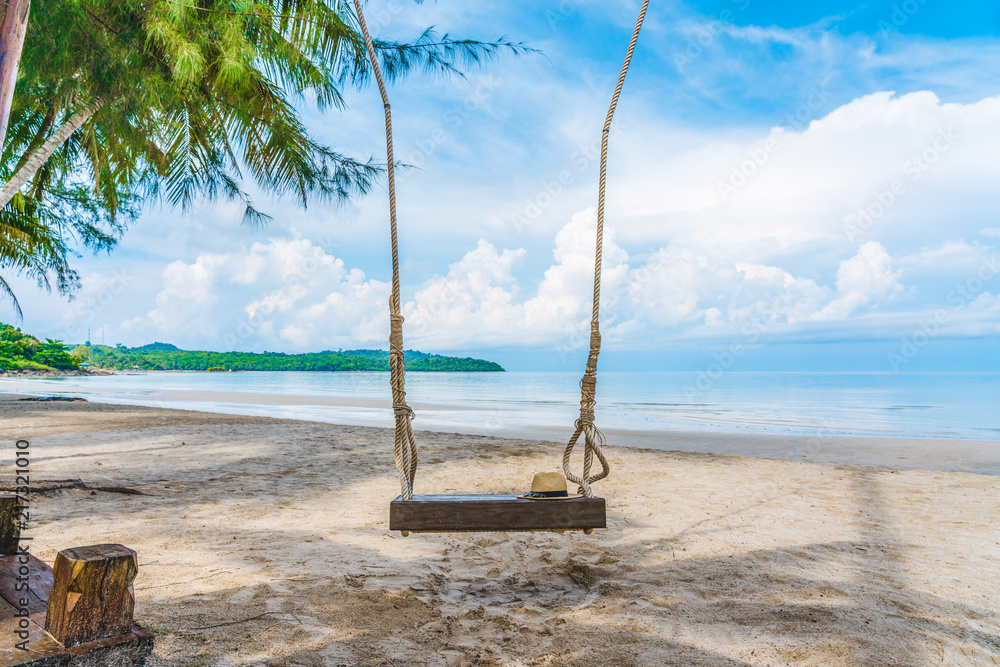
[6,0,1000,371]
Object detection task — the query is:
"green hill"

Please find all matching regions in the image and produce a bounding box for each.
[133,342,182,351]
[70,344,503,372]
[2,322,503,373]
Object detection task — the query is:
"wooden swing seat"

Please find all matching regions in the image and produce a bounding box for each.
[390,494,606,533]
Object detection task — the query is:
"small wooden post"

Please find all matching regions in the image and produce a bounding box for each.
[0,494,22,556]
[45,543,138,647]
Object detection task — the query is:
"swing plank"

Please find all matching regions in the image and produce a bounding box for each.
[390,494,606,533]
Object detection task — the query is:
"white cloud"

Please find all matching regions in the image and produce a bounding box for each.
[898,240,992,275]
[612,90,1000,263]
[404,209,630,348]
[813,242,904,320]
[26,89,1000,355]
[129,237,389,351]
[969,292,1000,312]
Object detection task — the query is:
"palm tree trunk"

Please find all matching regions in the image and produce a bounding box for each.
[0,100,102,209]
[0,0,31,150]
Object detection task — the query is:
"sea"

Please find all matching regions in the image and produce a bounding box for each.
[2,370,998,442]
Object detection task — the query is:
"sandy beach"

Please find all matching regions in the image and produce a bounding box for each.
[1,394,998,666]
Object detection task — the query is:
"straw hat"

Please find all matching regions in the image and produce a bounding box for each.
[519,471,576,500]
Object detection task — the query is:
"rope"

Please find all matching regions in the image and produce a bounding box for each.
[563,0,649,498]
[353,0,418,500]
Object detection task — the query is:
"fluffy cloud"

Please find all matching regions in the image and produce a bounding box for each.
[98,91,1000,353]
[612,90,1000,263]
[124,225,963,353]
[813,242,904,320]
[124,237,389,351]
[404,210,629,348]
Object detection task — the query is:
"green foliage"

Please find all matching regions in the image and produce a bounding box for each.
[134,342,181,351]
[34,337,81,369]
[76,343,503,372]
[1,0,534,314]
[0,322,79,370]
[2,321,502,372]
[0,193,81,318]
[10,358,52,370]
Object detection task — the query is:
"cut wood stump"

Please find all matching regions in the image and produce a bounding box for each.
[0,547,151,666]
[0,496,22,556]
[45,544,137,648]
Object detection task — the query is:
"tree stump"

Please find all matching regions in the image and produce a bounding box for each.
[0,495,22,556]
[44,544,138,647]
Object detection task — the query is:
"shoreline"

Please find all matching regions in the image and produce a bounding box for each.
[2,394,997,666]
[1,379,997,475]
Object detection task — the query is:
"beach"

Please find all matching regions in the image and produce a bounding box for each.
[3,370,999,476]
[2,393,998,666]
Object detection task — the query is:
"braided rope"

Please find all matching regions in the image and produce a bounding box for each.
[354,0,418,500]
[563,0,649,498]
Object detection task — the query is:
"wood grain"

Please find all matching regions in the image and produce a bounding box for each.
[389,494,606,532]
[44,544,137,648]
[0,497,21,557]
[0,553,52,616]
[0,617,65,666]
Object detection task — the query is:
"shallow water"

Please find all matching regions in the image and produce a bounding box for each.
[2,370,998,441]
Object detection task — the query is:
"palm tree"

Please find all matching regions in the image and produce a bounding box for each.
[0,0,532,314]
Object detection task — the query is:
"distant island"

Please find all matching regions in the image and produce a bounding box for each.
[0,323,503,373]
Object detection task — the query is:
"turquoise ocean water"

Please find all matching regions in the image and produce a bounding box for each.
[2,371,998,441]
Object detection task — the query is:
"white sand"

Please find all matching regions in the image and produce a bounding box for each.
[2,395,998,666]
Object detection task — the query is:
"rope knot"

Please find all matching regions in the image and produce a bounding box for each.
[577,370,598,426]
[393,402,414,420]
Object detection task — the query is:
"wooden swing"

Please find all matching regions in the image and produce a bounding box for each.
[351,0,650,534]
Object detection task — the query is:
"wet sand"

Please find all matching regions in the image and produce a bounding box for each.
[1,395,998,666]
